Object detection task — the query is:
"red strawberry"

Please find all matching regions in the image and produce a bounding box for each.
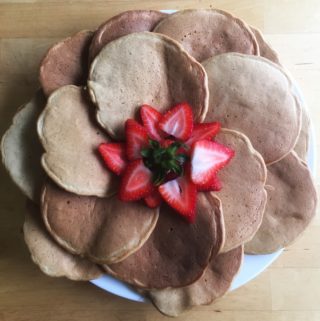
[158,169,197,223]
[145,189,162,208]
[196,174,222,192]
[140,105,163,141]
[98,143,127,175]
[125,119,148,160]
[185,122,221,147]
[191,140,234,186]
[119,159,153,201]
[158,102,193,141]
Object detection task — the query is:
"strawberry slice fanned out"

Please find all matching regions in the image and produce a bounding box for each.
[158,170,197,223]
[125,119,148,160]
[119,159,153,201]
[145,189,162,208]
[196,174,222,192]
[98,143,127,175]
[191,140,235,186]
[140,105,163,141]
[185,122,221,147]
[158,102,193,141]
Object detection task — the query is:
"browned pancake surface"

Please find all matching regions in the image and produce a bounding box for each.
[40,30,93,96]
[42,181,159,264]
[154,9,258,62]
[104,193,223,289]
[89,10,166,61]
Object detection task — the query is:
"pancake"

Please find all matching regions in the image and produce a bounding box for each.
[250,26,281,64]
[203,53,302,164]
[42,181,159,264]
[104,193,224,289]
[148,245,243,317]
[153,9,259,62]
[89,10,166,62]
[294,105,310,161]
[245,151,317,254]
[88,32,208,139]
[24,201,102,280]
[37,85,117,197]
[1,91,46,203]
[213,129,267,253]
[40,30,93,96]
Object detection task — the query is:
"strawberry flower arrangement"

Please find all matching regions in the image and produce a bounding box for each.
[1,9,316,318]
[99,103,233,222]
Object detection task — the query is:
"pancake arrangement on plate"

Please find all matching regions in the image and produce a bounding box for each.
[1,9,317,317]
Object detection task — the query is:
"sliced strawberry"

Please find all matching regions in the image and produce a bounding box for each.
[191,140,235,186]
[158,102,193,141]
[185,122,221,147]
[125,119,148,160]
[161,139,175,148]
[98,143,127,175]
[144,189,162,208]
[158,170,197,223]
[140,105,163,141]
[119,159,153,201]
[196,174,222,192]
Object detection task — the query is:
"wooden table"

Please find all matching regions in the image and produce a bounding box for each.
[0,1,319,320]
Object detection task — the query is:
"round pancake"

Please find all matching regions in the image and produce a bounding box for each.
[213,129,267,253]
[245,151,317,254]
[41,181,159,264]
[294,105,310,161]
[1,91,46,203]
[104,193,224,289]
[37,85,117,197]
[250,26,280,64]
[89,10,167,62]
[24,201,102,280]
[88,32,208,139]
[203,53,302,164]
[40,30,93,96]
[148,245,243,317]
[153,9,259,62]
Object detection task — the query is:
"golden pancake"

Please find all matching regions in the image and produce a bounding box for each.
[42,181,159,264]
[88,32,208,139]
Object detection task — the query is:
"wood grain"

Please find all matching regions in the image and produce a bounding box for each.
[0,1,319,321]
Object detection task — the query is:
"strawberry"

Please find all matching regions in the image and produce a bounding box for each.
[196,174,222,192]
[125,119,148,160]
[185,122,221,147]
[119,159,153,201]
[145,189,162,208]
[158,168,197,223]
[158,102,193,141]
[98,143,127,175]
[191,140,234,186]
[140,105,163,141]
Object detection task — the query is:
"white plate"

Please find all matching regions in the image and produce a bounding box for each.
[90,11,317,302]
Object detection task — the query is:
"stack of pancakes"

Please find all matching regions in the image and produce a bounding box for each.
[1,9,317,317]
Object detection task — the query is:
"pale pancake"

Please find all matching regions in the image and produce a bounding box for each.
[1,91,46,203]
[250,26,281,64]
[245,151,317,254]
[294,105,310,161]
[104,193,224,289]
[42,181,159,264]
[40,30,93,96]
[88,32,208,139]
[148,245,243,317]
[153,9,259,62]
[203,53,302,164]
[213,129,267,253]
[89,10,166,62]
[24,201,102,280]
[37,85,117,197]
